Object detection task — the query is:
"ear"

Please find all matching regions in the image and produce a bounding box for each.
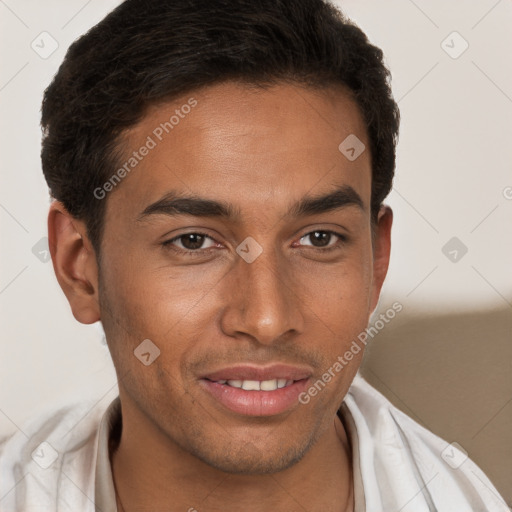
[369,205,393,312]
[47,201,100,324]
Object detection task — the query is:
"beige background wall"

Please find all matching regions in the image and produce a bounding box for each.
[361,306,512,505]
[1,0,511,506]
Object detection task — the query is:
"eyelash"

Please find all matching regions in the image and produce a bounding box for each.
[161,230,348,257]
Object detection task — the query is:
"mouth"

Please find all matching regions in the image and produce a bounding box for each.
[199,364,312,416]
[205,378,296,391]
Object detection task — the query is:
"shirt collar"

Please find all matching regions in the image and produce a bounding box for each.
[94,396,121,512]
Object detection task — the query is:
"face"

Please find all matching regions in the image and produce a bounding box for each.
[51,81,392,475]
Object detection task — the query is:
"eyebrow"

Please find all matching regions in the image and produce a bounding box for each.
[136,184,365,223]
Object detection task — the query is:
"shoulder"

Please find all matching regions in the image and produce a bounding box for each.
[0,398,112,512]
[343,373,509,511]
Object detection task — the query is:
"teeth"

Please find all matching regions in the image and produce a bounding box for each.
[241,380,261,391]
[260,379,278,391]
[222,379,293,390]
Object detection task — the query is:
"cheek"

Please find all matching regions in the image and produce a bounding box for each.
[293,242,373,318]
[100,244,198,329]
[293,245,374,374]
[99,253,219,374]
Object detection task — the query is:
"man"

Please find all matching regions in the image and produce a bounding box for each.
[0,0,508,510]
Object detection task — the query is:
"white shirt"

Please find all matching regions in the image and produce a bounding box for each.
[0,372,508,511]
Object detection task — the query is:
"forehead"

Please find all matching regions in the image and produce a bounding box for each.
[105,81,371,225]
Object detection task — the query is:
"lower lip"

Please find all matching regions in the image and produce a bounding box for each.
[200,379,310,416]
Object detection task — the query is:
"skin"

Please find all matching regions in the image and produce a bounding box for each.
[48,81,392,512]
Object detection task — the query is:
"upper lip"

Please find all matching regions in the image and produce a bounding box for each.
[201,364,313,382]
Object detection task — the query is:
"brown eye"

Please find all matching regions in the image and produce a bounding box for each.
[308,231,331,247]
[177,233,207,250]
[299,230,346,250]
[162,232,217,253]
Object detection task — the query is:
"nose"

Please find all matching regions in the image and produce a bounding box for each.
[219,243,305,346]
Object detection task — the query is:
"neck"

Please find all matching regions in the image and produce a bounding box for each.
[111,400,354,512]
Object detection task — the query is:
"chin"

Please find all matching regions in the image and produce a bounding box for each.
[190,435,315,475]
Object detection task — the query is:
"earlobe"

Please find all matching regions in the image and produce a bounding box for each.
[369,205,393,312]
[47,201,101,324]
